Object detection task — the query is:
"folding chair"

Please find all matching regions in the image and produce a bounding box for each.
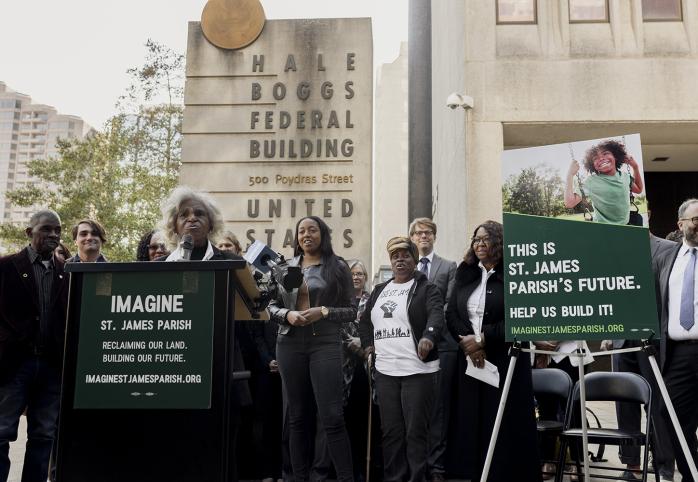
[554,371,659,482]
[533,368,574,480]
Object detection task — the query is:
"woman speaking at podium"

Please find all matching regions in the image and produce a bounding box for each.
[268,216,356,482]
[158,186,251,480]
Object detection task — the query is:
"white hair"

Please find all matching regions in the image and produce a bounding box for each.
[159,186,224,247]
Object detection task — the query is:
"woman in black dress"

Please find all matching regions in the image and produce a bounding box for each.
[445,220,541,482]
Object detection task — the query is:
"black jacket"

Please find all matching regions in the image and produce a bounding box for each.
[267,255,356,336]
[446,260,509,361]
[359,270,444,363]
[0,247,69,381]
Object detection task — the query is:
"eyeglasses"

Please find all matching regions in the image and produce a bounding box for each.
[680,217,698,226]
[352,272,366,278]
[414,230,434,237]
[471,237,491,246]
[148,243,167,250]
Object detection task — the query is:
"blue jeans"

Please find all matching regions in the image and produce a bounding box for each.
[0,356,61,482]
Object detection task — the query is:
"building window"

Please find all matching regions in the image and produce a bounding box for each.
[0,99,20,109]
[570,0,608,22]
[497,0,537,24]
[642,0,682,21]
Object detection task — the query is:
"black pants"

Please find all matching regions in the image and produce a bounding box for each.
[427,350,457,477]
[277,328,353,482]
[613,341,674,469]
[375,370,437,482]
[0,356,60,482]
[664,342,698,482]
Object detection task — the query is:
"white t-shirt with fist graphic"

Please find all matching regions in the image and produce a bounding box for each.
[371,279,439,376]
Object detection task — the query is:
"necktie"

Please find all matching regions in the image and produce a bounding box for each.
[419,257,429,275]
[680,247,696,331]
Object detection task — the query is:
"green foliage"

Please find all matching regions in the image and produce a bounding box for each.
[503,165,567,218]
[0,40,183,260]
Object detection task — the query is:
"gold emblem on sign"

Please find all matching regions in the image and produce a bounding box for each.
[201,0,266,50]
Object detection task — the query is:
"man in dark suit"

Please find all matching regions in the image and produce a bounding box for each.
[604,232,678,480]
[409,217,456,482]
[0,209,69,482]
[655,198,698,482]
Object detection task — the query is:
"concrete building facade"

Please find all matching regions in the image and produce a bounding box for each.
[0,81,90,225]
[373,42,409,276]
[431,0,698,261]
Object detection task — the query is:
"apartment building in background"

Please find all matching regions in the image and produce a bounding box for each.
[0,81,91,227]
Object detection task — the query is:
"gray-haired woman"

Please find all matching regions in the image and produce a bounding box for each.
[159,186,227,261]
[157,186,250,481]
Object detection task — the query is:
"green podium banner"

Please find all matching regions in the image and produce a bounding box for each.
[504,213,659,341]
[73,270,215,409]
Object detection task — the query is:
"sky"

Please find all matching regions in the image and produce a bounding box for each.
[0,0,407,129]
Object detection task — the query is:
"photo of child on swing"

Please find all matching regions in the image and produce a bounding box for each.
[501,134,647,226]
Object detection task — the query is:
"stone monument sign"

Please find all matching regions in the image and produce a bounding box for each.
[182,7,372,262]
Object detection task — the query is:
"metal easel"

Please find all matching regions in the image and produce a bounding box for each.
[479,338,698,482]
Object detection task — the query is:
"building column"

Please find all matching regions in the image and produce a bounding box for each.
[465,121,503,233]
[408,0,432,222]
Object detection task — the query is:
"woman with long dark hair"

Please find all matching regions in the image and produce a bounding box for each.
[446,220,540,482]
[268,216,356,481]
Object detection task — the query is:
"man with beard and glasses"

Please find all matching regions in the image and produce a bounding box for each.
[0,209,69,482]
[67,218,108,263]
[655,198,698,482]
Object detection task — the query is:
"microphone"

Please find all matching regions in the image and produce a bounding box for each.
[180,234,193,261]
[244,240,303,290]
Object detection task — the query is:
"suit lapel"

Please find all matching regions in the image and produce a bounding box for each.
[12,248,40,311]
[660,245,682,333]
[430,254,445,282]
[661,246,681,300]
[49,256,66,310]
[457,275,479,323]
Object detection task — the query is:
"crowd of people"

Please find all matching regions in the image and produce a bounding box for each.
[1,183,698,482]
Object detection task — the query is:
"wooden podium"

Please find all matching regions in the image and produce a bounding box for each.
[57,260,261,482]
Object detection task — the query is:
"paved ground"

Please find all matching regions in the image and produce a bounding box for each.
[6,401,685,481]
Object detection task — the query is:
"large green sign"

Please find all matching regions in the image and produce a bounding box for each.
[504,213,659,341]
[73,270,215,409]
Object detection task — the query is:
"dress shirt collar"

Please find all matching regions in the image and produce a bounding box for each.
[26,244,55,267]
[679,241,698,257]
[477,261,496,275]
[421,251,434,263]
